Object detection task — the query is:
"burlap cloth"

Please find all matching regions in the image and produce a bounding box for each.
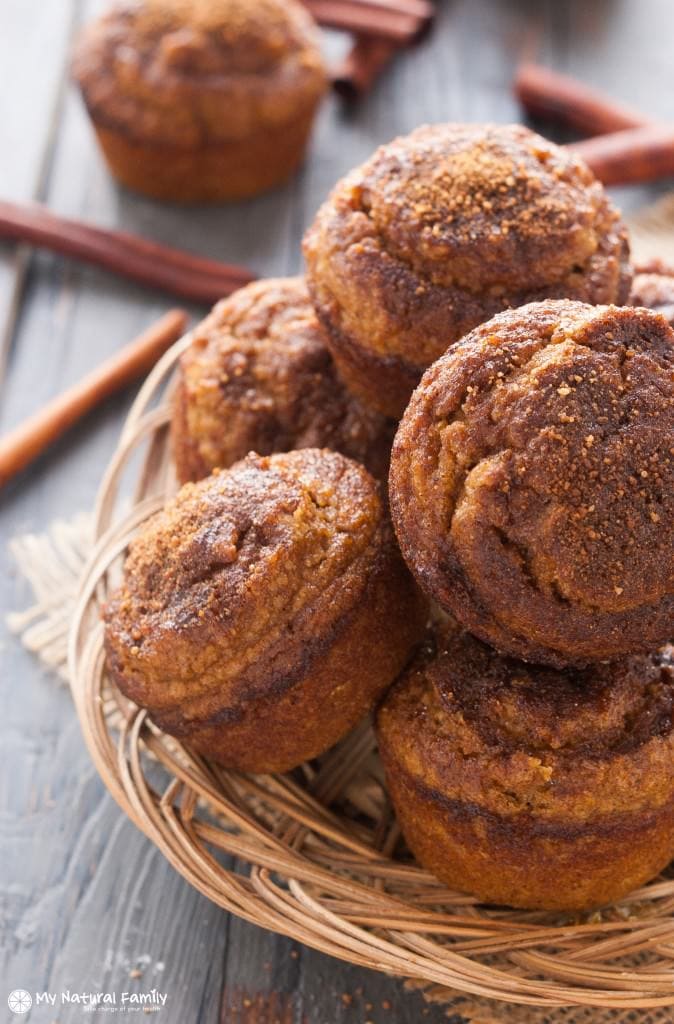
[7,198,674,1023]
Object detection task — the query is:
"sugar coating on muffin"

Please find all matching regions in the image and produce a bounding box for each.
[104,449,427,773]
[389,299,674,667]
[304,123,631,416]
[72,0,327,200]
[630,260,674,326]
[376,628,674,910]
[171,278,395,483]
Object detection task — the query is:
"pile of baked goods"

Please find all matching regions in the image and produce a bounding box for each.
[104,121,674,912]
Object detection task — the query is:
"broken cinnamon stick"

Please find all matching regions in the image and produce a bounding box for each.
[515,62,651,136]
[515,65,674,186]
[570,124,674,186]
[0,309,188,488]
[333,35,400,99]
[305,0,428,43]
[331,1,434,99]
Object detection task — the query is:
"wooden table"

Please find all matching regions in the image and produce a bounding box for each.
[2,1,673,1021]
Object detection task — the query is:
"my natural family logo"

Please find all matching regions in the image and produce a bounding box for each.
[7,987,168,1014]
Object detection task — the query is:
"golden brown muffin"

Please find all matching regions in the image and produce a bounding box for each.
[104,449,427,773]
[171,277,395,483]
[303,123,631,417]
[376,628,674,911]
[389,300,674,667]
[72,0,327,202]
[630,259,674,326]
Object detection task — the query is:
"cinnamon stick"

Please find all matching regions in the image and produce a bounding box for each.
[331,0,434,99]
[0,200,254,305]
[0,309,188,488]
[361,0,432,14]
[515,63,651,136]
[570,125,674,186]
[515,65,674,186]
[333,35,400,100]
[305,0,428,43]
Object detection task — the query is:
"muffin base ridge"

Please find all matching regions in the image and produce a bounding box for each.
[384,760,674,911]
[91,114,317,203]
[376,633,674,911]
[312,304,420,420]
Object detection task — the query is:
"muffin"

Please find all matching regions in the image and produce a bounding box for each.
[171,277,395,483]
[303,123,631,417]
[630,259,674,326]
[72,0,327,202]
[389,300,674,667]
[376,628,674,911]
[104,449,427,773]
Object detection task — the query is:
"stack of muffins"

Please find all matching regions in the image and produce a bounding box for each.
[103,118,674,912]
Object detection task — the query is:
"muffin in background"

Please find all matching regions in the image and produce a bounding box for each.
[171,278,395,483]
[376,627,674,911]
[104,449,427,774]
[72,0,327,202]
[304,122,631,417]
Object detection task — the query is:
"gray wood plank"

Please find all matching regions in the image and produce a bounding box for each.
[3,1,674,1022]
[0,0,79,383]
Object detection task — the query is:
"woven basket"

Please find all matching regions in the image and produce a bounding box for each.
[67,331,674,1017]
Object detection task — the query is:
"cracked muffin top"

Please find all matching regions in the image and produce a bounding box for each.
[303,123,631,416]
[104,449,389,718]
[389,299,674,667]
[345,123,621,297]
[376,628,674,821]
[171,278,395,483]
[630,260,674,326]
[72,0,326,145]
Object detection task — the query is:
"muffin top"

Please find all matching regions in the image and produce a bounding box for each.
[304,123,630,369]
[377,628,674,820]
[350,122,617,294]
[389,299,674,666]
[105,449,389,724]
[172,278,394,482]
[72,0,326,145]
[630,260,674,326]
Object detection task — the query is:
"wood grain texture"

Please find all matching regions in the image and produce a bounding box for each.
[3,1,674,1022]
[0,0,80,386]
